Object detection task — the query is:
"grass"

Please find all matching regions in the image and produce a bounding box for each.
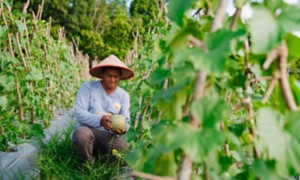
[38,124,129,179]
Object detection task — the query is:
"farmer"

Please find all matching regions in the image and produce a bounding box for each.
[70,54,134,165]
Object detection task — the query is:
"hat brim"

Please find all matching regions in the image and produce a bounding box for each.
[89,65,134,80]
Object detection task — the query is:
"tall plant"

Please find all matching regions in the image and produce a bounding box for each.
[124,0,300,179]
[0,0,88,151]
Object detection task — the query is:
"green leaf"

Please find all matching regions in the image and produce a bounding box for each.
[139,81,152,98]
[183,128,224,163]
[191,96,231,128]
[26,66,43,81]
[0,25,9,38]
[153,151,177,176]
[177,29,245,74]
[256,108,286,160]
[157,123,194,150]
[2,0,13,8]
[0,75,15,91]
[0,96,8,109]
[15,20,26,35]
[279,5,300,34]
[167,21,202,53]
[152,85,182,103]
[286,34,300,60]
[264,0,283,11]
[124,141,148,171]
[173,61,196,86]
[248,5,281,54]
[252,159,279,179]
[249,4,300,54]
[290,79,300,106]
[285,111,300,141]
[154,123,224,163]
[228,123,246,137]
[152,85,188,120]
[149,67,171,86]
[168,0,196,27]
[256,108,300,177]
[29,124,44,138]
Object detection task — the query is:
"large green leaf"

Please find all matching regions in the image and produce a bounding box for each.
[191,96,231,128]
[256,108,300,177]
[285,111,300,142]
[166,22,201,53]
[176,29,245,74]
[149,67,171,86]
[249,4,300,54]
[183,128,224,163]
[152,85,188,120]
[124,141,149,172]
[153,123,224,163]
[252,159,279,179]
[264,0,283,11]
[172,61,196,86]
[286,34,300,60]
[168,0,196,27]
[153,151,177,176]
[279,5,300,33]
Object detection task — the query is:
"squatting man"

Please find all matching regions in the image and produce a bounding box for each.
[70,54,134,164]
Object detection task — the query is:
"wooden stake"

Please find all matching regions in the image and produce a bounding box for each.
[277,41,298,111]
[179,1,228,179]
[132,170,176,180]
[14,72,24,121]
[15,32,28,69]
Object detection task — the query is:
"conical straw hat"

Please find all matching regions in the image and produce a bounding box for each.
[89,55,134,80]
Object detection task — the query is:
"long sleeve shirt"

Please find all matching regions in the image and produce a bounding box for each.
[70,81,130,139]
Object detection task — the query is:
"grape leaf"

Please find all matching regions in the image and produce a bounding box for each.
[176,29,245,74]
[256,108,300,177]
[249,4,300,54]
[168,0,197,27]
[191,96,231,128]
[149,67,171,86]
[286,34,300,60]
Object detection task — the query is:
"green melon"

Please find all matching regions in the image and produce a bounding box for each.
[111,114,126,131]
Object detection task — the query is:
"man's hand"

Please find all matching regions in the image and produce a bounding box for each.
[100,114,112,131]
[112,128,126,135]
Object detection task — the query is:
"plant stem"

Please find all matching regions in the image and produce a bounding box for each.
[229,8,242,30]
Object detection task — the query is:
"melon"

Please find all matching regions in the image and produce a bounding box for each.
[111,114,126,131]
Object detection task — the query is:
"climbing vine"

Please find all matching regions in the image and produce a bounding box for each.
[0,0,88,151]
[124,0,300,179]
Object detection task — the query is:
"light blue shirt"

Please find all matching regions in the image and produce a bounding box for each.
[70,81,130,139]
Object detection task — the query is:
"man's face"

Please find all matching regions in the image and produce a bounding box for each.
[102,68,121,89]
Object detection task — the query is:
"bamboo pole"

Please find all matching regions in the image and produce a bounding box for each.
[277,41,298,111]
[178,0,228,179]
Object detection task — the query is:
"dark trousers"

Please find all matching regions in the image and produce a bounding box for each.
[72,126,129,164]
